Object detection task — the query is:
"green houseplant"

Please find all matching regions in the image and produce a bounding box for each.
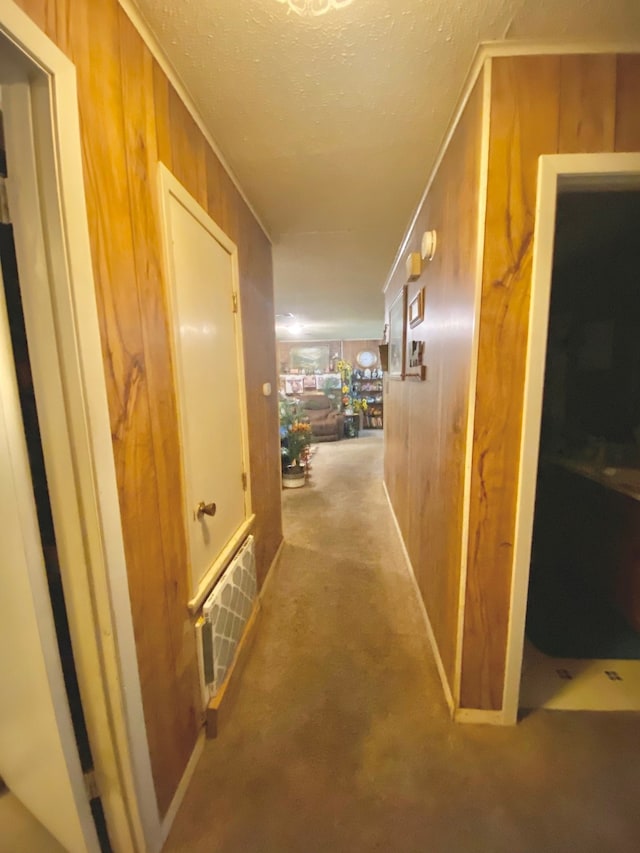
[279,396,312,488]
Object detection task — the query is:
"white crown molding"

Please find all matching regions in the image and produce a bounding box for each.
[117,0,271,243]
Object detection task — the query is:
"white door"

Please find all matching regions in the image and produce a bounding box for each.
[0,266,100,852]
[160,168,250,608]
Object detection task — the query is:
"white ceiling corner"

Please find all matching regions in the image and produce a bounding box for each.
[130,0,640,341]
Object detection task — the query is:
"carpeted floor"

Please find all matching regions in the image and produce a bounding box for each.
[164,430,640,853]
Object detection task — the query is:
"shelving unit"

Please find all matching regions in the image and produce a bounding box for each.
[351,376,383,429]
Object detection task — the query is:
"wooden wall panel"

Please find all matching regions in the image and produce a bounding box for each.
[167,86,208,210]
[461,56,561,710]
[558,55,616,152]
[384,74,485,690]
[117,11,201,813]
[205,146,239,241]
[15,0,282,815]
[461,53,638,711]
[615,55,640,151]
[14,0,45,28]
[235,205,282,587]
[153,59,173,169]
[342,339,382,368]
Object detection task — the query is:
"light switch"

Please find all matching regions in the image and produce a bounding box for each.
[262,382,272,396]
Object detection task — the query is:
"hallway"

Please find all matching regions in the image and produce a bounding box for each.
[165,432,640,853]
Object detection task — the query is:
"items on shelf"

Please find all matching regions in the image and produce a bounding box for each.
[280,372,341,397]
[351,372,384,429]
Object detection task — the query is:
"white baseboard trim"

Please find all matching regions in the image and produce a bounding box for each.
[454,708,506,726]
[382,480,455,717]
[159,728,206,847]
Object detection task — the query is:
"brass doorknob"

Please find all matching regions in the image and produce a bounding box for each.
[195,501,217,520]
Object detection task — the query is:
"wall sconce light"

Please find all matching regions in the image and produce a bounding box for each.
[421,229,437,261]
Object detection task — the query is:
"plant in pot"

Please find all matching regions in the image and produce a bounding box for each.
[279,396,312,488]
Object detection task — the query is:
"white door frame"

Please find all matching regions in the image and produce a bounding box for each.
[502,152,640,725]
[1,3,163,850]
[0,260,101,852]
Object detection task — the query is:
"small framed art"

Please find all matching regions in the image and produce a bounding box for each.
[388,286,407,379]
[408,287,425,328]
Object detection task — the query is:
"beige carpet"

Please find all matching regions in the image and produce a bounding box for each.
[164,430,640,853]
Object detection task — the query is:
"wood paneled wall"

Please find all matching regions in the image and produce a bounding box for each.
[342,340,382,369]
[384,74,485,692]
[15,0,282,814]
[461,53,640,710]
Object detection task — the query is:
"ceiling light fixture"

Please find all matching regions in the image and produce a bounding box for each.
[275,0,354,18]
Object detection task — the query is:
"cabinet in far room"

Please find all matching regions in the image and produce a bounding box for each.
[351,374,384,429]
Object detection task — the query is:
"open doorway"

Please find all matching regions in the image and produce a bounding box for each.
[503,154,640,721]
[277,341,385,488]
[521,188,640,711]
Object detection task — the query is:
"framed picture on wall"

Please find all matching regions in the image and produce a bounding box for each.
[290,345,330,373]
[408,287,425,328]
[405,287,427,380]
[405,337,427,380]
[303,375,317,390]
[388,286,406,379]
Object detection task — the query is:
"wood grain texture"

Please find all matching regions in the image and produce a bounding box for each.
[462,56,561,710]
[384,74,485,690]
[13,0,45,28]
[461,53,638,712]
[342,340,382,368]
[168,86,208,210]
[15,0,282,814]
[205,145,239,240]
[558,55,617,153]
[153,59,173,169]
[234,202,282,588]
[72,0,195,815]
[615,55,640,151]
[117,10,201,813]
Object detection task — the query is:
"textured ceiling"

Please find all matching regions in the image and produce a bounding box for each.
[129,0,640,341]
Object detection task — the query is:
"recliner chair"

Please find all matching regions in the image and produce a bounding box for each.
[299,393,344,442]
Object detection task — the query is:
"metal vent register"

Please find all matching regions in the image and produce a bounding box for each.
[197,535,257,701]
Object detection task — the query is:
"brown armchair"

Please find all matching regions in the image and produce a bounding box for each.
[299,393,344,442]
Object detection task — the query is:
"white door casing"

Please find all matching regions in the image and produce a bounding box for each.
[1,4,158,850]
[158,165,253,612]
[503,153,640,724]
[0,260,100,852]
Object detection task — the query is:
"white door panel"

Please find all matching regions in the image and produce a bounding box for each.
[0,267,99,852]
[161,171,250,605]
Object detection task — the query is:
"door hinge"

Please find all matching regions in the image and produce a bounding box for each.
[83,768,100,802]
[0,177,11,225]
[232,292,238,314]
[241,471,248,491]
